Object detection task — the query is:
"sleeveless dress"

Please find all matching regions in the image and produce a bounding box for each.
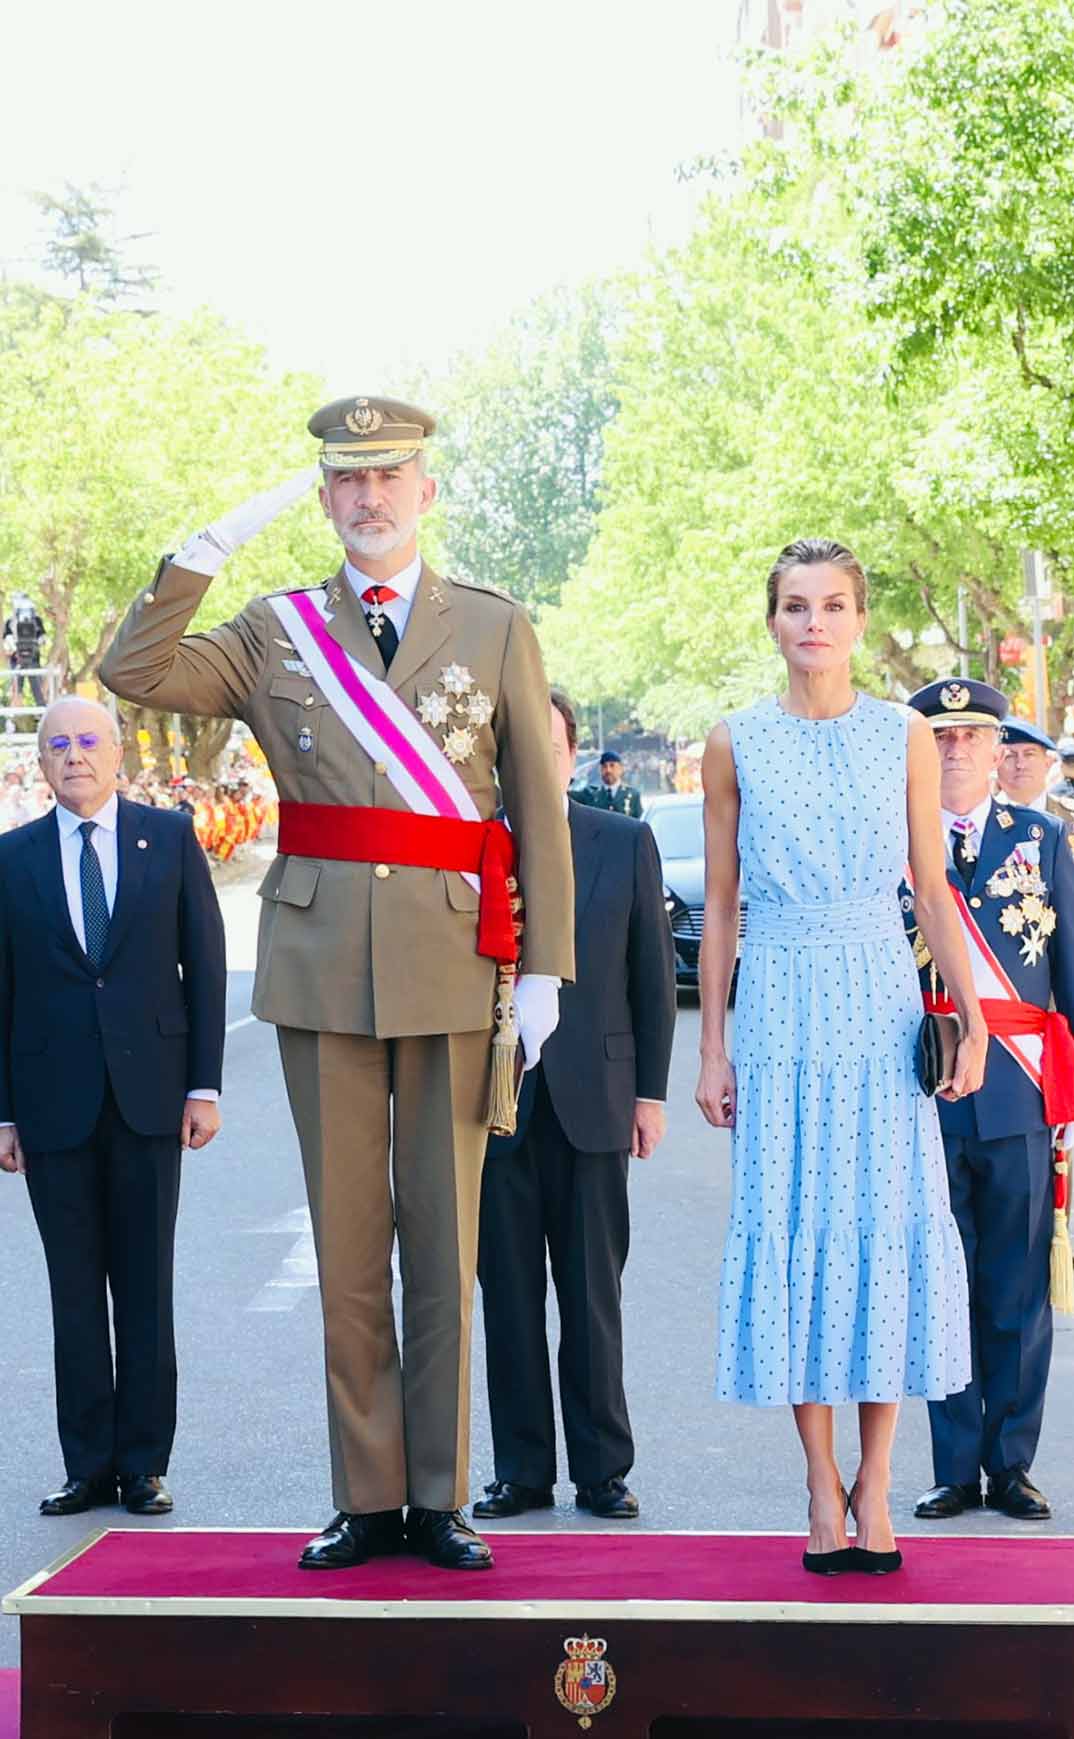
[715,693,971,1405]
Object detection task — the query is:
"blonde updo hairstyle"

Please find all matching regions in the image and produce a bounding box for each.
[765,536,868,623]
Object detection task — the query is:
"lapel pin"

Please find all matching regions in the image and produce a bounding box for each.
[429,584,445,606]
[137,838,148,849]
[997,809,1013,829]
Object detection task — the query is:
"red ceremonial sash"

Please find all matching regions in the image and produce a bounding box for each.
[278,801,518,966]
[924,991,1074,1125]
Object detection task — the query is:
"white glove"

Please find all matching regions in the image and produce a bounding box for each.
[173,465,321,577]
[514,973,561,1071]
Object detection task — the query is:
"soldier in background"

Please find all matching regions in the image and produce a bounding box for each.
[995,720,1058,814]
[584,750,642,818]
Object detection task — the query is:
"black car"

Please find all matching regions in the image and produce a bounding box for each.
[644,793,745,994]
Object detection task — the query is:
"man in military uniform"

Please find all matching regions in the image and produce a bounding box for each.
[903,679,1074,1523]
[586,750,642,818]
[995,718,1058,813]
[100,396,574,1572]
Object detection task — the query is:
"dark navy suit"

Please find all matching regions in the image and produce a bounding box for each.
[903,798,1074,1483]
[0,797,226,1480]
[478,801,675,1490]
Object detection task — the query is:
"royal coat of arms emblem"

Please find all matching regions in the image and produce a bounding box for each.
[554,1634,617,1729]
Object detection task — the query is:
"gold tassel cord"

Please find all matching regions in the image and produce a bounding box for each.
[485,876,525,1137]
[1051,1153,1074,1315]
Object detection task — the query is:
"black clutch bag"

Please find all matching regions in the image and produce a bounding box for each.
[915,1012,962,1096]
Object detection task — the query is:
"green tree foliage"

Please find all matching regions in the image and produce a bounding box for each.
[31,183,160,306]
[428,284,619,609]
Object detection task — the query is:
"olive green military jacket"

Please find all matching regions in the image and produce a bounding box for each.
[100,560,574,1038]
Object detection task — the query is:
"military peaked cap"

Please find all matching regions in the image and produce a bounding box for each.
[309,395,436,471]
[908,678,1008,730]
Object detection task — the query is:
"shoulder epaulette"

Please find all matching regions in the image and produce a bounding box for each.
[447,574,518,606]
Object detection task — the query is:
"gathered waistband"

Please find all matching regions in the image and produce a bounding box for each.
[744,891,904,948]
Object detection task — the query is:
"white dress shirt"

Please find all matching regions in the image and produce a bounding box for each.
[344,553,423,641]
[55,795,216,1107]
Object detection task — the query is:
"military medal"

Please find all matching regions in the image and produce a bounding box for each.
[413,665,493,767]
[298,726,313,753]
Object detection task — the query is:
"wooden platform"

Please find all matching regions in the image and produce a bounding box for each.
[5,1527,1074,1736]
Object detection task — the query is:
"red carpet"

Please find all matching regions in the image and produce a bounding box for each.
[31,1528,1074,1608]
[0,1670,17,1739]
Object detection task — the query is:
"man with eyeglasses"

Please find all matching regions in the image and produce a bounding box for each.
[0,696,226,1518]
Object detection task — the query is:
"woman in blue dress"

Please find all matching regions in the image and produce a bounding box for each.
[696,538,986,1574]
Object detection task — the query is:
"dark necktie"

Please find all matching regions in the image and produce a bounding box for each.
[950,823,975,891]
[78,820,110,965]
[360,585,400,669]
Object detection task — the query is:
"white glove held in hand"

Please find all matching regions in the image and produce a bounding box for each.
[514,973,561,1071]
[173,465,321,576]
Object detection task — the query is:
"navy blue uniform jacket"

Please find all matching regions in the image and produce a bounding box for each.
[0,797,227,1151]
[903,798,1074,1140]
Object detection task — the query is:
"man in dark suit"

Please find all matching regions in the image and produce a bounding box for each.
[902,680,1074,1523]
[0,697,226,1518]
[475,691,675,1521]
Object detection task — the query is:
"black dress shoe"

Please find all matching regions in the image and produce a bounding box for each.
[575,1477,639,1519]
[986,1468,1051,1520]
[473,1480,554,1519]
[298,1509,405,1570]
[120,1474,173,1516]
[405,1508,494,1569]
[40,1475,117,1517]
[914,1481,983,1519]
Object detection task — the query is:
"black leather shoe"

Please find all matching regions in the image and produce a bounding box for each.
[120,1474,173,1515]
[405,1507,494,1569]
[473,1480,554,1519]
[298,1509,405,1570]
[575,1477,639,1519]
[914,1481,983,1519]
[986,1468,1051,1520]
[40,1475,117,1516]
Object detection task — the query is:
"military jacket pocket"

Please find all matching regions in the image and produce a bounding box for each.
[268,675,330,766]
[258,859,322,908]
[443,870,481,913]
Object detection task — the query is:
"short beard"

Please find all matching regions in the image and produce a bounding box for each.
[334,510,419,563]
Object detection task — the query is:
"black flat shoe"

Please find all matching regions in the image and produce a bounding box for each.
[473,1480,554,1519]
[405,1507,493,1569]
[298,1509,405,1570]
[914,1481,982,1519]
[40,1475,117,1517]
[575,1477,639,1519]
[986,1468,1051,1520]
[851,1546,903,1575]
[120,1474,173,1516]
[802,1547,855,1576]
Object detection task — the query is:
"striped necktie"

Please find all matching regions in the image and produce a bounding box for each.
[78,821,110,965]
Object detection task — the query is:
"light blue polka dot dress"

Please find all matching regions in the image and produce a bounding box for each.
[716,693,971,1406]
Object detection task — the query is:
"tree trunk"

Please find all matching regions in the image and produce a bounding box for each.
[117,706,233,782]
[874,632,931,695]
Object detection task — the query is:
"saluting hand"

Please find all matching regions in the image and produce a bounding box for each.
[0,1125,26,1175]
[181,1099,222,1151]
[696,1054,736,1129]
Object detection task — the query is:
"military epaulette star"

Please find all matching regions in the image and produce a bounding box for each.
[447,574,518,606]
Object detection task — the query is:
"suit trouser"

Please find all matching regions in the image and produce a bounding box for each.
[25,1083,182,1481]
[277,1026,490,1514]
[929,1128,1053,1484]
[477,1069,633,1490]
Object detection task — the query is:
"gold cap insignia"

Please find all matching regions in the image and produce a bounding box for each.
[940,683,971,711]
[345,399,384,436]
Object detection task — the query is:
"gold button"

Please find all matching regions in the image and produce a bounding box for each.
[304,694,315,708]
[374,863,390,880]
[374,761,387,776]
[970,896,982,908]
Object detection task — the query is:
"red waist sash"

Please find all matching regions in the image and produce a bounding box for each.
[278,802,518,966]
[925,992,1074,1124]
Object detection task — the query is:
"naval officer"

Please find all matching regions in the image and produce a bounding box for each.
[100,396,575,1570]
[904,679,1074,1522]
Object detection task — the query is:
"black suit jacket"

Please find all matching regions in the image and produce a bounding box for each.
[0,796,227,1150]
[493,800,676,1155]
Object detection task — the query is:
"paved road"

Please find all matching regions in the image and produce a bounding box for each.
[2,871,1072,1664]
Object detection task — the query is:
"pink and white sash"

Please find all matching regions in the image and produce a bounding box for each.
[268,588,481,889]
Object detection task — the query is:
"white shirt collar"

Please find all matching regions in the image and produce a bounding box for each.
[344,552,423,604]
[941,792,993,841]
[56,791,119,836]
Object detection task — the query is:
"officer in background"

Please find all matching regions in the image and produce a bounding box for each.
[100,396,574,1573]
[904,679,1074,1523]
[585,750,642,818]
[995,719,1058,813]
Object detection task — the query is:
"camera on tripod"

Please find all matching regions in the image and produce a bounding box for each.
[10,595,41,670]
